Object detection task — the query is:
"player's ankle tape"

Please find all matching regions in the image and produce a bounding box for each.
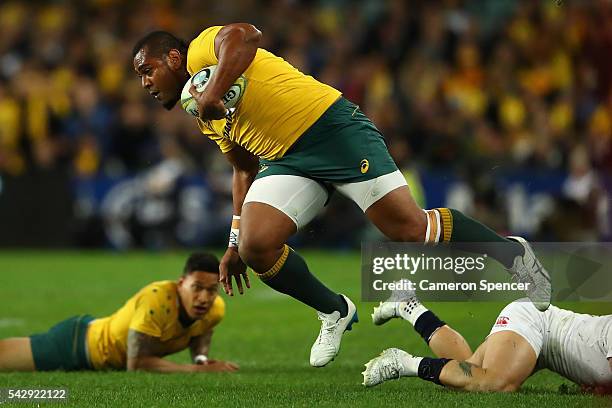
[414,311,446,344]
[417,357,451,385]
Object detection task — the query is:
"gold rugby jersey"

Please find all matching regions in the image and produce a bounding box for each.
[86,280,224,370]
[187,26,341,160]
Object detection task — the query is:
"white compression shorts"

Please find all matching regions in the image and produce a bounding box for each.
[243,170,407,229]
[487,299,547,357]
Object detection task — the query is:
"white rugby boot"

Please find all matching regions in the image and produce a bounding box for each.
[506,236,552,311]
[309,294,358,367]
[362,348,421,387]
[372,279,426,326]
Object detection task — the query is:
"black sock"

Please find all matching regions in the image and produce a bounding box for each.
[414,311,445,344]
[418,357,452,385]
[440,208,525,268]
[257,245,348,316]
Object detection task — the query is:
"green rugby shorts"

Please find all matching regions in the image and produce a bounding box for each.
[30,315,94,371]
[256,97,399,184]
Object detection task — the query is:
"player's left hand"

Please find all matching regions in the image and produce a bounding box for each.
[189,84,227,121]
[219,247,250,296]
[196,359,239,372]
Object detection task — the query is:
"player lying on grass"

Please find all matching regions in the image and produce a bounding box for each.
[0,253,238,373]
[362,280,612,394]
[132,23,550,367]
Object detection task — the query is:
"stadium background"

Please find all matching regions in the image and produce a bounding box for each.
[0,0,610,249]
[1,1,611,407]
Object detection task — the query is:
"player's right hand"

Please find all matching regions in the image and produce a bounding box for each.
[195,359,239,372]
[219,247,250,296]
[188,84,227,121]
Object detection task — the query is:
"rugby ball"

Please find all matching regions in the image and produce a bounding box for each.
[180,65,247,117]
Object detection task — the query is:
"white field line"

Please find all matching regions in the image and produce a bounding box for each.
[0,318,25,328]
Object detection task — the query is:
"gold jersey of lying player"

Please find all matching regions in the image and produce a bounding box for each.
[86,280,225,370]
[187,26,341,160]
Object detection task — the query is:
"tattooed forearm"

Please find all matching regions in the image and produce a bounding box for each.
[190,330,213,360]
[125,330,202,372]
[458,361,474,378]
[127,329,164,359]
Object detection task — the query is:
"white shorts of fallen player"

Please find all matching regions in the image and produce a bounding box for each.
[488,299,612,387]
[243,170,407,229]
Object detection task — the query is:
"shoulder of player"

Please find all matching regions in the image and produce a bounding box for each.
[188,26,223,47]
[186,26,224,72]
[137,281,177,304]
[207,296,226,321]
[212,295,225,312]
[190,23,258,44]
[134,282,178,332]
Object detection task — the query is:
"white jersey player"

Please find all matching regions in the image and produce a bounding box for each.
[362,280,611,394]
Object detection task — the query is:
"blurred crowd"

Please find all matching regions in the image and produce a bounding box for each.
[0,0,610,247]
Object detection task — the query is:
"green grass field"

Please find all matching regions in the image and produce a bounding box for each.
[0,251,610,407]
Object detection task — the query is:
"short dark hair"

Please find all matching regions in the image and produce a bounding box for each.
[132,31,188,59]
[183,252,220,276]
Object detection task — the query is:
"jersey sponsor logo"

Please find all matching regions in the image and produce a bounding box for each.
[495,315,510,327]
[258,164,269,174]
[360,159,369,174]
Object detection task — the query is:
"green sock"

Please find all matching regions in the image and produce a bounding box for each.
[436,208,524,268]
[257,245,348,316]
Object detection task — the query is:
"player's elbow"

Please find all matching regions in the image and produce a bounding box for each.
[242,24,262,44]
[126,357,141,371]
[226,146,259,174]
[126,356,153,372]
[234,158,259,177]
[227,23,262,46]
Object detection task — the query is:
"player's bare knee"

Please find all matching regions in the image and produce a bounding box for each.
[237,238,265,269]
[238,234,277,272]
[490,380,520,393]
[477,376,519,392]
[501,382,520,392]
